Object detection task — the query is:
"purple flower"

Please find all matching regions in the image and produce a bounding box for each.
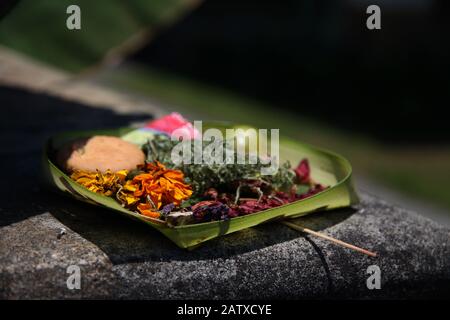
[192,201,230,222]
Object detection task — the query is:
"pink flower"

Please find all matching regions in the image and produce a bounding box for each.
[145,112,200,139]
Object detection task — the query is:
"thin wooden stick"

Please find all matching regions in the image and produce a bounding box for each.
[282,221,377,257]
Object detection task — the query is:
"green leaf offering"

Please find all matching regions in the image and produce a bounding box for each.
[143,133,297,197]
[43,122,358,249]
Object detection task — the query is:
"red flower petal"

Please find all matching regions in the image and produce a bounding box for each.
[294,159,311,184]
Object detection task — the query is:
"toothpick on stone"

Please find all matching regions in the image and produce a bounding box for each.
[282,220,377,257]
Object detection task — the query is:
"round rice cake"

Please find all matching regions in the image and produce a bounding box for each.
[58,135,145,173]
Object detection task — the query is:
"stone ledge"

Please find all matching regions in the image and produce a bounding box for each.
[1,193,449,299]
[1,84,449,299]
[0,46,165,117]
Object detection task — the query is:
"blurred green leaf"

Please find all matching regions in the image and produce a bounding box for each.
[0,0,189,71]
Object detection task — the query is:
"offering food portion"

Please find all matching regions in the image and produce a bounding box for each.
[56,113,327,226]
[44,112,359,248]
[57,135,145,173]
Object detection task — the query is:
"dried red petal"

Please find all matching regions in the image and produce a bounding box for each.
[191,200,216,211]
[297,184,327,200]
[294,159,311,184]
[203,188,218,200]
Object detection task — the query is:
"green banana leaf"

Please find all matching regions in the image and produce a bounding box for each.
[42,122,359,249]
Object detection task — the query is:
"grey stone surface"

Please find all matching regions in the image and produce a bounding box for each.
[0,46,166,118]
[1,85,449,299]
[1,192,450,299]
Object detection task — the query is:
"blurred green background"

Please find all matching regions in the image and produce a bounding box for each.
[0,0,189,71]
[1,0,449,213]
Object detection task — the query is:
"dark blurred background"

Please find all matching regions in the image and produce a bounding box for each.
[131,0,450,143]
[1,0,449,216]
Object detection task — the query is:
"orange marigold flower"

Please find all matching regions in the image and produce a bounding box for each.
[117,180,141,206]
[137,203,161,219]
[71,169,128,196]
[117,161,192,215]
